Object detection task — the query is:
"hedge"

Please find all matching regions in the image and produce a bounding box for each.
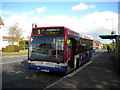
[3,45,19,52]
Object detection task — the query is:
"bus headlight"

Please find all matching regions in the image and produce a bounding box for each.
[28,60,31,63]
[55,65,60,68]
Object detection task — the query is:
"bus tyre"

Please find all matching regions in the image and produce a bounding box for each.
[28,67,31,69]
[28,67,35,70]
[76,58,79,68]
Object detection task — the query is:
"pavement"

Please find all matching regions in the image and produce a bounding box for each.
[46,51,120,89]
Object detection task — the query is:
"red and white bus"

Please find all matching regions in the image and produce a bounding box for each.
[28,26,93,74]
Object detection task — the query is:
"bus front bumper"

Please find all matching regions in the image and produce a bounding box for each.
[28,65,68,73]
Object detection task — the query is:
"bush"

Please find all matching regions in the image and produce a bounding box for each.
[102,44,107,49]
[13,45,19,52]
[6,45,19,52]
[19,46,25,50]
[2,48,6,52]
[19,40,26,50]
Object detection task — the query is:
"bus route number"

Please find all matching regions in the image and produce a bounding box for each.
[38,29,41,34]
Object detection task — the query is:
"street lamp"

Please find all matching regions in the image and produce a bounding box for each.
[106,18,116,43]
[106,18,116,35]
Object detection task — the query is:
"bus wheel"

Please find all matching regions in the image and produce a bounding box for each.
[76,58,79,68]
[80,60,83,65]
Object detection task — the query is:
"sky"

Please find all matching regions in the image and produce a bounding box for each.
[0,1,119,44]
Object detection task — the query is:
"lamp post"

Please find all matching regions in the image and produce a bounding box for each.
[106,18,116,44]
[106,18,116,35]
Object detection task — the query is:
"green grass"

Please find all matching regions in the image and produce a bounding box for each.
[0,50,28,55]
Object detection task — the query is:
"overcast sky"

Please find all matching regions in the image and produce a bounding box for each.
[1,1,118,44]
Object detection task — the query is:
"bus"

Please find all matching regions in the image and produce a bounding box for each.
[28,26,93,74]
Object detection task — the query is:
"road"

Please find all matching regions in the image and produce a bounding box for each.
[49,51,120,89]
[2,53,28,64]
[2,49,106,89]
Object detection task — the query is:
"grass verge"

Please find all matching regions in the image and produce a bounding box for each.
[0,50,28,55]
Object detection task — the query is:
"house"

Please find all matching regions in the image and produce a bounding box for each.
[2,36,19,48]
[2,36,29,50]
[93,40,103,49]
[0,16,4,50]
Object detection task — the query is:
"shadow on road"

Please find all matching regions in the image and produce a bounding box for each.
[2,60,64,88]
[49,52,120,89]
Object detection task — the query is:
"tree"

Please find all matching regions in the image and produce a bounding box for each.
[26,35,30,40]
[19,40,26,50]
[102,44,107,49]
[8,23,22,45]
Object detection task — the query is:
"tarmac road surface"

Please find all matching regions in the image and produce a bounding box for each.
[2,49,113,89]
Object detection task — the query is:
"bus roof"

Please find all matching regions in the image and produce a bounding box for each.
[32,26,80,37]
[65,27,79,37]
[32,26,64,29]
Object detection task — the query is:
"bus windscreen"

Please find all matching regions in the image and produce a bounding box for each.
[29,36,64,62]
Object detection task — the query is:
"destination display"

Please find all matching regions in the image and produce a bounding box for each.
[32,27,64,35]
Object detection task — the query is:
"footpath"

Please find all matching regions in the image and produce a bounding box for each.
[47,51,120,89]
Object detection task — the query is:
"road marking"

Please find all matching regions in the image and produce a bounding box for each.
[15,71,25,74]
[2,55,27,58]
[25,74,37,80]
[66,61,92,77]
[0,60,24,64]
[15,71,22,74]
[45,61,93,89]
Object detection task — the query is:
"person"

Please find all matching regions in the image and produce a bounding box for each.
[81,43,87,52]
[68,46,73,70]
[89,46,93,59]
[107,45,110,52]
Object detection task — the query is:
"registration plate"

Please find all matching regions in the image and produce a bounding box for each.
[41,69,49,72]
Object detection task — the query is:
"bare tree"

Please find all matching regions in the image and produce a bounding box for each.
[8,23,22,45]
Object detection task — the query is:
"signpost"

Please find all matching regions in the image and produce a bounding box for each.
[111,31,115,35]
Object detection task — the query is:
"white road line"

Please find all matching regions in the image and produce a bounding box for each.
[0,60,24,64]
[45,61,93,89]
[2,55,27,58]
[67,61,92,77]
